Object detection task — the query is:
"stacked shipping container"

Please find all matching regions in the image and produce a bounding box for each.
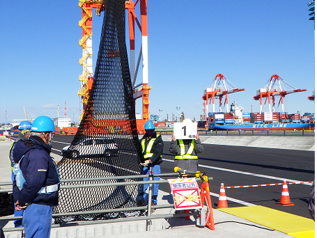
[242,112,250,124]
[224,112,234,124]
[251,113,263,123]
[272,112,279,123]
[290,113,301,123]
[280,112,289,123]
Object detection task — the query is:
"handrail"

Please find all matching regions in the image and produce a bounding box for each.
[1,170,213,233]
[0,178,212,193]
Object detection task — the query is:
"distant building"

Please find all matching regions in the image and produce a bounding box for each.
[150,114,159,121]
[53,117,71,129]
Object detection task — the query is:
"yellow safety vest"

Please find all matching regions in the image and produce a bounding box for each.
[141,135,162,159]
[175,139,198,160]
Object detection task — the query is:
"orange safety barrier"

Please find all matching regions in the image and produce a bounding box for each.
[200,177,215,230]
[173,167,215,230]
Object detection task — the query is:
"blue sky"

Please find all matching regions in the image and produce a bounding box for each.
[0,0,315,123]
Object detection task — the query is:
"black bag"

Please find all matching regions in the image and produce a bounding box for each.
[0,192,14,216]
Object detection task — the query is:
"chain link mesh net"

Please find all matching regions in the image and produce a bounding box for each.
[53,0,145,223]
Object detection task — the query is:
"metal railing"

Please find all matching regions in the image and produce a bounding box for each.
[0,170,212,233]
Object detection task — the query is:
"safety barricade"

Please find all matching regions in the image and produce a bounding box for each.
[217,180,313,208]
[0,168,215,233]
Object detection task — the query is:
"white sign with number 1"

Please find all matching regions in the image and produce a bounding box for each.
[173,122,197,139]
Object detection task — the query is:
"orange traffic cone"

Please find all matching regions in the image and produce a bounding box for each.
[277,181,294,206]
[217,183,228,208]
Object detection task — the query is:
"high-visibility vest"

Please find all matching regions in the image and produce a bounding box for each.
[141,135,161,159]
[175,139,198,160]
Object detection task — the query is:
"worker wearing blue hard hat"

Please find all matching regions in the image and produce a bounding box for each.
[13,116,59,238]
[139,120,164,208]
[8,120,32,227]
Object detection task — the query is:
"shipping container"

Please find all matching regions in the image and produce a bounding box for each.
[262,112,273,122]
[225,119,234,124]
[224,113,234,119]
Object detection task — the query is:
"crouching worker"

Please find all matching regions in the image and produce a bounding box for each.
[139,120,164,206]
[13,116,60,238]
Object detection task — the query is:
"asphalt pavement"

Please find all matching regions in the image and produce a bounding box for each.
[0,136,315,238]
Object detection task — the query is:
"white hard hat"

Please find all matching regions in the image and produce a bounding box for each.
[183,118,192,123]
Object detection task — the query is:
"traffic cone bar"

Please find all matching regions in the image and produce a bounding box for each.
[277,180,294,206]
[217,183,228,208]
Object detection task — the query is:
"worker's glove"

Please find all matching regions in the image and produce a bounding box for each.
[140,160,150,167]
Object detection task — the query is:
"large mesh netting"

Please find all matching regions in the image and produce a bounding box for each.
[53,0,144,223]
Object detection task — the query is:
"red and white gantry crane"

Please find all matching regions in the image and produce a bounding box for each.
[253,74,307,113]
[202,73,245,119]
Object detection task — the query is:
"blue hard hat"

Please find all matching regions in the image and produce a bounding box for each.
[144,120,155,130]
[31,116,56,132]
[18,121,32,130]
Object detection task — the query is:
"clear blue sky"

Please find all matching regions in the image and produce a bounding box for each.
[0,0,315,124]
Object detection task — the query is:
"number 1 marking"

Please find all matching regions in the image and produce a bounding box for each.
[182,126,186,136]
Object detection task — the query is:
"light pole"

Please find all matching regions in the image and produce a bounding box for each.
[176,107,181,122]
[307,0,316,101]
[159,109,163,121]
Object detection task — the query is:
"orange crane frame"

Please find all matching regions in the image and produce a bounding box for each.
[202,73,245,128]
[253,74,307,113]
[78,0,104,118]
[78,0,150,126]
[308,90,315,101]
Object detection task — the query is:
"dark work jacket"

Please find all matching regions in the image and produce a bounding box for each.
[12,136,59,207]
[9,131,28,170]
[140,132,164,165]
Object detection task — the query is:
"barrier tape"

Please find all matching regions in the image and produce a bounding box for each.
[224,181,313,189]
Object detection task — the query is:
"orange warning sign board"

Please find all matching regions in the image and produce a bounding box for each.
[168,178,202,210]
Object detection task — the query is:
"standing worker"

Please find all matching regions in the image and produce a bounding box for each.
[13,116,60,238]
[9,120,32,227]
[139,120,164,206]
[169,118,204,173]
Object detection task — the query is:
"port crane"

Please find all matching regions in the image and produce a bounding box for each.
[253,74,307,113]
[78,0,150,123]
[202,73,245,120]
[308,90,315,101]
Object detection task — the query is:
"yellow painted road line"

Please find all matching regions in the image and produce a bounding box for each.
[218,206,315,238]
